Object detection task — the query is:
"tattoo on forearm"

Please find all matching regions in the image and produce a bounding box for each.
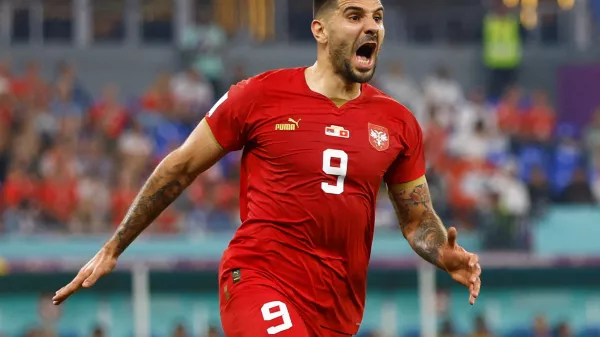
[112,166,192,254]
[412,211,447,264]
[389,182,447,265]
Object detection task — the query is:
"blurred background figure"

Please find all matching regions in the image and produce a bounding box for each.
[0,0,599,337]
[483,0,522,100]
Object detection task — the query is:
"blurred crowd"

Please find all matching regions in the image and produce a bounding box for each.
[374,61,600,250]
[0,59,243,236]
[0,58,599,250]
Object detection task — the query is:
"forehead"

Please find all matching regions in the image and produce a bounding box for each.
[335,0,383,11]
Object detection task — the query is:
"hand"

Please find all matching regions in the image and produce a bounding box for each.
[438,227,482,305]
[52,246,118,305]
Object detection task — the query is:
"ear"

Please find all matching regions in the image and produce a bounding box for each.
[311,19,328,44]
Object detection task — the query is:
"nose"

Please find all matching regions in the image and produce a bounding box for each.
[364,17,381,37]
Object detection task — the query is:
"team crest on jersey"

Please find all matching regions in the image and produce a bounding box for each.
[368,123,389,151]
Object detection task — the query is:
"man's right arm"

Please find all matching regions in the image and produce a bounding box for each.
[107,119,226,256]
[52,119,226,304]
[54,77,259,305]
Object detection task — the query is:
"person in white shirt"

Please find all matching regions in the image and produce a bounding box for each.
[423,65,465,128]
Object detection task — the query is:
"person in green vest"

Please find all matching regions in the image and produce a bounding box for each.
[179,8,227,97]
[483,2,522,100]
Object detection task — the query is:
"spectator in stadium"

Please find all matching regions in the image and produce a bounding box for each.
[88,84,129,142]
[489,159,531,218]
[454,87,496,138]
[38,293,62,337]
[495,86,523,144]
[584,107,600,163]
[117,120,154,177]
[49,82,85,139]
[141,71,174,114]
[470,315,494,337]
[53,61,92,109]
[37,158,78,232]
[423,106,448,170]
[422,65,465,128]
[440,319,457,337]
[558,167,596,204]
[485,160,531,250]
[448,119,492,161]
[1,163,37,233]
[179,7,227,96]
[77,137,114,183]
[0,82,13,127]
[554,322,572,337]
[11,61,48,105]
[551,124,585,195]
[171,323,188,337]
[205,326,221,337]
[527,166,552,218]
[378,61,425,123]
[72,170,110,234]
[90,326,105,337]
[171,68,214,117]
[522,89,556,145]
[482,1,522,100]
[0,59,10,96]
[533,315,550,337]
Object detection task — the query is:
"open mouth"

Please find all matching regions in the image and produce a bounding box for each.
[355,42,377,67]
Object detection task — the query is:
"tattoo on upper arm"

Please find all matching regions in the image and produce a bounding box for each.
[388,183,432,231]
[388,182,447,265]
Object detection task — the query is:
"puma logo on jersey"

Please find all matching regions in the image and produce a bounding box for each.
[275,118,301,131]
[288,118,301,128]
[325,125,350,138]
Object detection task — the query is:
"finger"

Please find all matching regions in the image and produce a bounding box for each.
[468,254,479,268]
[470,263,482,283]
[82,268,106,288]
[447,227,458,247]
[473,276,481,298]
[469,283,475,305]
[52,269,91,304]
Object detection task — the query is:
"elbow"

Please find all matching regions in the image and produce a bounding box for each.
[158,148,195,181]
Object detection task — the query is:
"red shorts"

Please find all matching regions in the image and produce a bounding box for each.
[219,268,351,337]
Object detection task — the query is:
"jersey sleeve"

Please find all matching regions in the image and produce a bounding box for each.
[384,114,427,184]
[204,79,259,151]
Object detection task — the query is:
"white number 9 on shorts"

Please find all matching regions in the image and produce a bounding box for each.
[261,301,293,334]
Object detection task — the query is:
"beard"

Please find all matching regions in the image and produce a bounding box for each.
[328,37,378,84]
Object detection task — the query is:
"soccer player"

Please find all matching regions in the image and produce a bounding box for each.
[53,0,482,336]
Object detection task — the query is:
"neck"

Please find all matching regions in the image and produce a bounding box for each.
[305,60,362,101]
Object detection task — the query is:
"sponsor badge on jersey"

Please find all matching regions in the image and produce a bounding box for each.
[325,125,350,138]
[368,123,389,151]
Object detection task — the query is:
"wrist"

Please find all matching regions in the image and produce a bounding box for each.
[102,239,122,258]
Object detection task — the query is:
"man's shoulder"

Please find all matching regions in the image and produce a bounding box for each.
[234,68,303,91]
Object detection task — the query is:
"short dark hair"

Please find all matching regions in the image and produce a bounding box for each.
[313,0,337,19]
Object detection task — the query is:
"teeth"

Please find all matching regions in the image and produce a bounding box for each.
[357,55,370,64]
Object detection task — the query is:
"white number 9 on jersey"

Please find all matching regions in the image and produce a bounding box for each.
[261,301,293,334]
[321,149,348,195]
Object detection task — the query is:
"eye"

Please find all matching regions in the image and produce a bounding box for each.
[374,16,382,22]
[349,15,360,21]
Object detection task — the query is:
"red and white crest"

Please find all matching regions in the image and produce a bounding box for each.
[368,123,389,151]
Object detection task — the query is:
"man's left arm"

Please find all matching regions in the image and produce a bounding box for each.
[387,175,482,304]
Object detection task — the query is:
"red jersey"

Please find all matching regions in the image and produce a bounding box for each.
[205,68,426,335]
